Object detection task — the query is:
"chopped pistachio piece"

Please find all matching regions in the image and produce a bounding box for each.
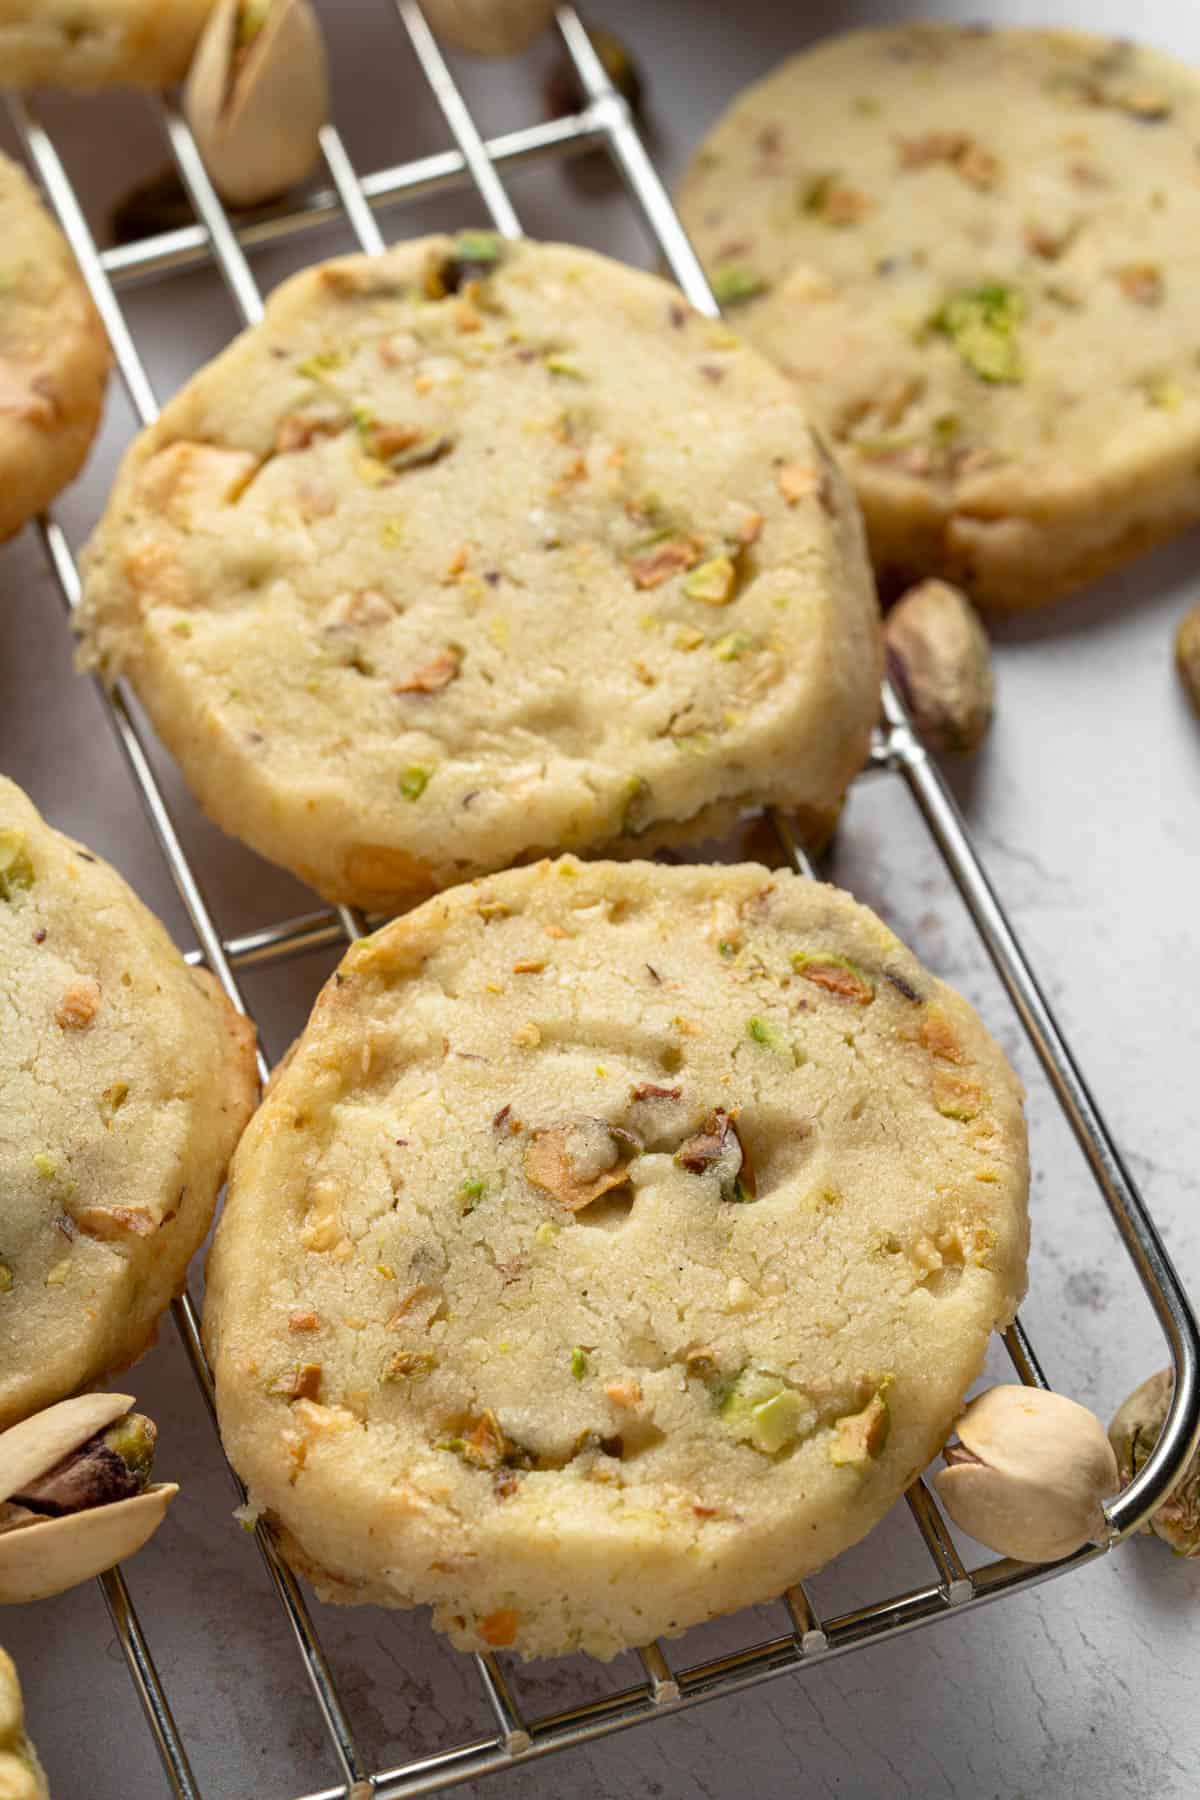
[931,283,1026,384]
[545,355,585,380]
[791,950,875,1004]
[675,1107,756,1203]
[399,765,431,801]
[384,1350,435,1381]
[802,170,874,225]
[453,229,503,266]
[570,1346,589,1381]
[459,1177,485,1212]
[682,555,737,606]
[829,1386,891,1468]
[721,1370,816,1455]
[0,828,34,901]
[714,630,754,660]
[296,348,345,380]
[747,1015,787,1051]
[438,1409,531,1471]
[620,775,653,837]
[711,265,767,307]
[525,1119,643,1211]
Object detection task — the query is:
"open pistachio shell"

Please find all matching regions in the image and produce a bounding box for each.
[183,0,329,208]
[0,1483,178,1604]
[934,1385,1118,1563]
[0,1394,134,1504]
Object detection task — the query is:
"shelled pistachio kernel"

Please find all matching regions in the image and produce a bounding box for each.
[884,580,994,756]
[720,1370,815,1454]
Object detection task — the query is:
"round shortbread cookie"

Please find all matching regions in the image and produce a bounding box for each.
[677,25,1200,609]
[204,858,1028,1660]
[0,776,258,1430]
[78,234,881,913]
[0,0,211,88]
[0,1650,47,1800]
[0,152,108,542]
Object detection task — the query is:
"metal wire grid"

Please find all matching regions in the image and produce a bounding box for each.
[6,6,1200,1795]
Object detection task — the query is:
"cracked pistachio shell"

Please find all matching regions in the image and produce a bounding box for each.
[885,579,994,756]
[934,1385,1118,1563]
[183,0,329,208]
[0,1393,133,1504]
[420,0,557,57]
[0,1484,178,1604]
[1109,1370,1200,1556]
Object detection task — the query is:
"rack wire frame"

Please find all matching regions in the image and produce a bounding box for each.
[6,6,1200,1795]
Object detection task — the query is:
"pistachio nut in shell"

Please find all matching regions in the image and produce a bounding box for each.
[933,1385,1118,1563]
[183,0,329,208]
[420,0,557,56]
[0,1394,175,1603]
[884,579,995,756]
[0,1484,177,1604]
[1109,1370,1200,1556]
[1177,601,1200,718]
[0,1393,132,1503]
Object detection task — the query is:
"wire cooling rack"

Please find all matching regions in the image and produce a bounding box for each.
[6,7,1200,1796]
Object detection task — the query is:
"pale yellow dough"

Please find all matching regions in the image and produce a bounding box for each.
[0,0,211,88]
[205,858,1028,1660]
[678,25,1200,608]
[0,153,108,542]
[0,777,258,1429]
[0,1651,47,1800]
[78,234,881,912]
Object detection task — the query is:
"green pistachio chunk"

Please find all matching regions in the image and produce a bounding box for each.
[715,631,754,661]
[400,765,431,801]
[459,1177,485,1212]
[932,283,1026,384]
[570,1346,589,1381]
[0,828,34,901]
[682,555,737,606]
[711,265,767,307]
[721,1369,817,1455]
[747,1015,787,1052]
[454,230,503,266]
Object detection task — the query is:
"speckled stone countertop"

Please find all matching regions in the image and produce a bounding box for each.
[2,2,1198,1796]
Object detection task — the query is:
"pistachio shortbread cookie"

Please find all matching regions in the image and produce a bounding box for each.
[78,234,880,913]
[0,777,258,1430]
[0,154,108,542]
[678,25,1200,608]
[204,858,1028,1660]
[0,1651,47,1800]
[0,0,211,88]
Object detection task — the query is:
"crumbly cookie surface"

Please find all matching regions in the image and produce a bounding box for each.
[0,0,210,88]
[79,235,880,912]
[677,25,1200,608]
[0,153,108,542]
[204,858,1028,1660]
[0,1650,47,1800]
[0,777,258,1429]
